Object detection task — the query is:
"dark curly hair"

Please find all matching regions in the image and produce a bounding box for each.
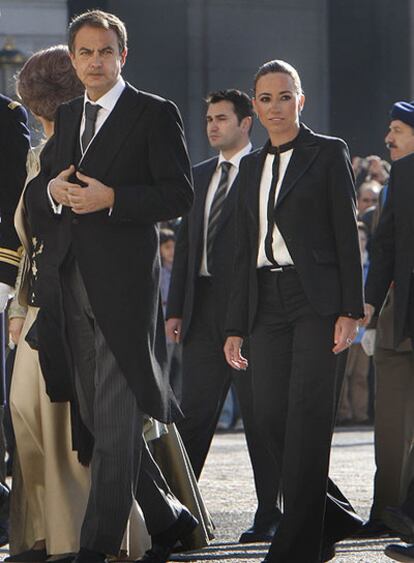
[16,45,84,122]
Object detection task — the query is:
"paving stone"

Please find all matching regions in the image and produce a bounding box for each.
[170,427,397,562]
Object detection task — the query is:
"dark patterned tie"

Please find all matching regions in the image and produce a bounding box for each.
[81,102,101,153]
[206,161,232,273]
[264,139,297,265]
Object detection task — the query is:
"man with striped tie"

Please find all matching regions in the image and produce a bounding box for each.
[166,90,281,543]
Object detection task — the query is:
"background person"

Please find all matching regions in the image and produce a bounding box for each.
[358,100,414,540]
[166,89,281,544]
[0,84,30,547]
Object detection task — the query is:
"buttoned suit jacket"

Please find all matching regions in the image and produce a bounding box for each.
[225,124,364,337]
[365,152,414,348]
[39,83,193,423]
[166,155,242,340]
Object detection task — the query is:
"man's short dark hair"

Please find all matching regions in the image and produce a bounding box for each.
[205,89,253,125]
[68,10,127,54]
[160,228,175,245]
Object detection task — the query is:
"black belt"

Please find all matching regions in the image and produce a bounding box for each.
[258,265,296,274]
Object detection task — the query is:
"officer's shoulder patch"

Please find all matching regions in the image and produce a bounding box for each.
[8,100,21,110]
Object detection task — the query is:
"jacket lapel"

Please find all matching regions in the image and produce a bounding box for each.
[57,100,83,169]
[193,158,217,233]
[78,84,147,179]
[275,125,320,208]
[193,158,217,264]
[247,146,268,228]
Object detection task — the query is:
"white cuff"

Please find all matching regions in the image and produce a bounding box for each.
[47,179,63,214]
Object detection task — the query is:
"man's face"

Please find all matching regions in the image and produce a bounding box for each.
[70,25,127,101]
[206,100,246,152]
[358,188,378,214]
[385,119,414,161]
[160,240,175,266]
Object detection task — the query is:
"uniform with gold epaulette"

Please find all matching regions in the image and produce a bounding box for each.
[0,94,30,286]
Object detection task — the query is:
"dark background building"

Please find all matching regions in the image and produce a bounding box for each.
[67,0,411,163]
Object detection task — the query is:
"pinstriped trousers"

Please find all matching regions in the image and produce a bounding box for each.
[61,257,181,556]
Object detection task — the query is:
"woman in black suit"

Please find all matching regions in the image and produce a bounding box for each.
[224,60,364,563]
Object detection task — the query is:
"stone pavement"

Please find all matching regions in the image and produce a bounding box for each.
[0,427,402,562]
[170,427,400,563]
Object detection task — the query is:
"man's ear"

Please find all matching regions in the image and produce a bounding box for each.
[299,93,305,114]
[241,115,252,133]
[70,52,75,67]
[120,48,128,67]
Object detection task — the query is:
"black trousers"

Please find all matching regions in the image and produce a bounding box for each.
[250,269,359,563]
[61,257,181,555]
[177,277,280,527]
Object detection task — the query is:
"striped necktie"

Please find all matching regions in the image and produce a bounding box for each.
[81,102,101,153]
[206,161,232,274]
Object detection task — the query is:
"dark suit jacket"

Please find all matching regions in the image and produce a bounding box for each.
[225,124,364,337]
[365,152,414,347]
[166,155,242,340]
[0,94,30,285]
[40,83,193,423]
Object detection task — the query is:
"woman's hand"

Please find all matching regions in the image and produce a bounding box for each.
[9,317,25,346]
[224,336,248,371]
[332,316,359,354]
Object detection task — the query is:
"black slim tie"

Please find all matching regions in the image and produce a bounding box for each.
[206,161,232,273]
[264,139,297,265]
[81,102,101,153]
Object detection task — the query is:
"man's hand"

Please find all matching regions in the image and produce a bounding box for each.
[50,165,80,206]
[361,303,375,327]
[67,171,115,214]
[9,317,25,346]
[166,318,182,343]
[224,336,248,371]
[332,316,359,354]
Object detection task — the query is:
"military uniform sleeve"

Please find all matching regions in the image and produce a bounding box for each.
[0,98,30,285]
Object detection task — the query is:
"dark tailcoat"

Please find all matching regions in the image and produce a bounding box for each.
[365,152,414,347]
[0,94,30,285]
[226,124,364,337]
[41,83,193,424]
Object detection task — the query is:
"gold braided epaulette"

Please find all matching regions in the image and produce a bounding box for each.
[7,101,22,110]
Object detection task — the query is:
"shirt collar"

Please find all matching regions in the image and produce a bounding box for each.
[217,142,252,171]
[83,76,126,113]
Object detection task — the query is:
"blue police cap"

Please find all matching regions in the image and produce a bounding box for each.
[390,101,414,128]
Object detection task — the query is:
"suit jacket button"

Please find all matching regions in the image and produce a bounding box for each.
[72,218,79,225]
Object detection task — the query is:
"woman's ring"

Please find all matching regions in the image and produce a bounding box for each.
[346,337,352,345]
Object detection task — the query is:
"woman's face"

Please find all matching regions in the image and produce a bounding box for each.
[253,72,305,142]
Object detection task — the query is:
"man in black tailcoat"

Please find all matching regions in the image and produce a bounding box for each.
[39,10,196,563]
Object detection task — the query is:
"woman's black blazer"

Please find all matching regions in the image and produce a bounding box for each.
[226,124,364,337]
